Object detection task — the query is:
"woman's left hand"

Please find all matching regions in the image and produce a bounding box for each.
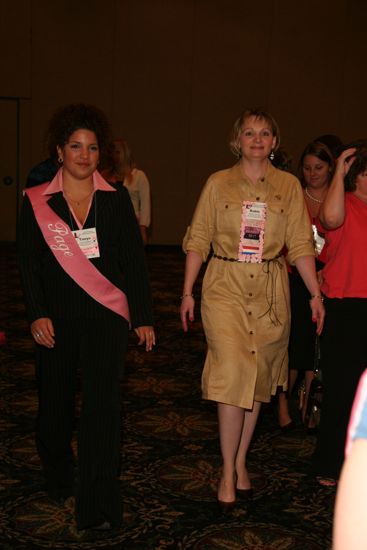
[335,147,357,177]
[134,326,156,351]
[310,296,325,335]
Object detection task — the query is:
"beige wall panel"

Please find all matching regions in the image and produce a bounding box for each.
[19,99,32,190]
[0,0,31,98]
[2,0,367,242]
[267,0,348,166]
[109,0,195,244]
[0,101,18,240]
[339,0,367,143]
[184,1,274,230]
[29,0,116,161]
[0,0,32,237]
[0,100,31,241]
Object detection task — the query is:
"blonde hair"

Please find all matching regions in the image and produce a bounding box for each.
[109,138,136,182]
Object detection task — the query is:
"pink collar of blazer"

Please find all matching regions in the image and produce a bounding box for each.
[44,167,115,194]
[24,170,130,324]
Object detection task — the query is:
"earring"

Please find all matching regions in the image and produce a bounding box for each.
[58,157,63,164]
[269,150,275,161]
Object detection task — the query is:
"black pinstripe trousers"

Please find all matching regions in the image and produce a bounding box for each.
[35,315,128,529]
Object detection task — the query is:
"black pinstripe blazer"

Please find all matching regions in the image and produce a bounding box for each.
[17,183,154,328]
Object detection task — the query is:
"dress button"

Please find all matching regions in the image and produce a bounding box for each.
[248,311,252,315]
[249,292,253,297]
[260,178,265,182]
[256,196,260,201]
[250,331,254,335]
[251,350,255,354]
[250,274,254,278]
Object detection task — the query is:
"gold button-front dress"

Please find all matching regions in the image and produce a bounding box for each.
[184,163,315,409]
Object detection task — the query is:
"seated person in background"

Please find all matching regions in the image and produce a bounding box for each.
[333,369,367,550]
[26,157,59,188]
[102,139,151,244]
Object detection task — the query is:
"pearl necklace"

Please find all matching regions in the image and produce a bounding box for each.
[305,188,324,204]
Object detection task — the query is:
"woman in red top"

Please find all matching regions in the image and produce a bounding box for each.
[278,141,334,430]
[312,146,367,484]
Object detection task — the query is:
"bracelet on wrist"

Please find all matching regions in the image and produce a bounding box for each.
[309,294,324,302]
[180,293,194,300]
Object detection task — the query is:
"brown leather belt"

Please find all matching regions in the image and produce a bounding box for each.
[212,253,282,263]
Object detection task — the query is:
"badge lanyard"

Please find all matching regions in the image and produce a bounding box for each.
[68,195,100,259]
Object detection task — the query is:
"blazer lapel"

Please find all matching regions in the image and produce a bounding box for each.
[46,188,114,229]
[46,192,70,225]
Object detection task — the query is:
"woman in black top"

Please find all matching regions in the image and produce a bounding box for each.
[18,103,155,531]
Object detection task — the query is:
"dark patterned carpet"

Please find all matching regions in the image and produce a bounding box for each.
[0,244,335,549]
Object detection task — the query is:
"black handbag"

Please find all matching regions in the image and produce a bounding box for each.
[304,335,323,427]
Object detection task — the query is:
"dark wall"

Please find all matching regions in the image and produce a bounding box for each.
[1,0,367,243]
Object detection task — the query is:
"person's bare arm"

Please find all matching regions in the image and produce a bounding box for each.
[333,439,367,550]
[320,148,356,230]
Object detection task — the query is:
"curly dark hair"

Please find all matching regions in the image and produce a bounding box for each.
[46,103,112,163]
[344,144,367,192]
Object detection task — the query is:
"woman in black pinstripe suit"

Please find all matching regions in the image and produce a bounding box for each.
[18,103,155,531]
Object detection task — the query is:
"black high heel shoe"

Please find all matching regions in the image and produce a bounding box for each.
[280,420,296,432]
[306,426,317,435]
[91,520,112,531]
[217,499,236,514]
[236,487,253,499]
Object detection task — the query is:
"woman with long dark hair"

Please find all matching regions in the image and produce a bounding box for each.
[278,141,334,430]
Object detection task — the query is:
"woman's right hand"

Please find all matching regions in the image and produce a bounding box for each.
[180,295,195,332]
[31,317,55,348]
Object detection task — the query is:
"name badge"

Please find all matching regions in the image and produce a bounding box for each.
[72,227,100,259]
[238,201,266,263]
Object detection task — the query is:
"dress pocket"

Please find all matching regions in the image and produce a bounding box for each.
[214,201,241,233]
[265,202,287,240]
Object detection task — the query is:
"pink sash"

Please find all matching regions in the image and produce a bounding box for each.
[25,183,130,323]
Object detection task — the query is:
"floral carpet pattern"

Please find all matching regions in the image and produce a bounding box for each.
[0,244,334,549]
